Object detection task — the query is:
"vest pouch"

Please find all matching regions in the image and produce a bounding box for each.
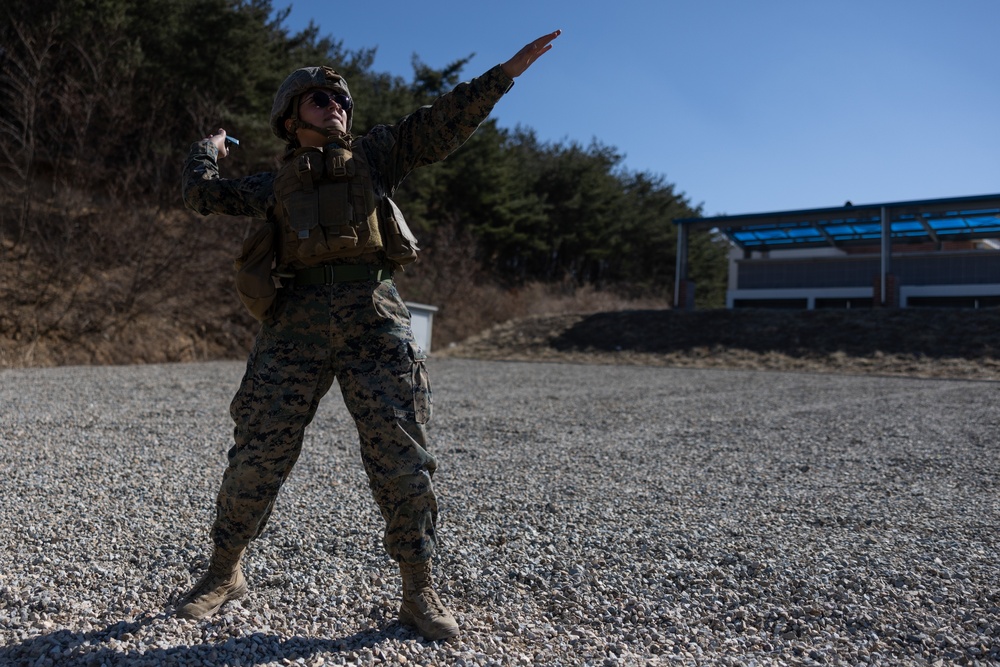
[234,218,277,321]
[287,183,361,262]
[274,142,381,267]
[381,196,419,266]
[317,181,361,253]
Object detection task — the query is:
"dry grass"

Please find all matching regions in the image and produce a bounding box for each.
[0,203,256,368]
[393,222,672,348]
[0,211,665,368]
[399,280,671,350]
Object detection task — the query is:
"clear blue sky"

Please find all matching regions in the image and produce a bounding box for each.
[278,0,999,218]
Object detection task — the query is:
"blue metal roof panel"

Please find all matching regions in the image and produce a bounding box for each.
[675,194,1000,250]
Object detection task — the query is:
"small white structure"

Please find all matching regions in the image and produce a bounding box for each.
[406,302,439,353]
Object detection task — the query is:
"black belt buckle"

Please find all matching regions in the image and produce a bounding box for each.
[367,264,391,282]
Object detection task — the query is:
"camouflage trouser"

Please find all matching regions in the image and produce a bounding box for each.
[210,278,437,564]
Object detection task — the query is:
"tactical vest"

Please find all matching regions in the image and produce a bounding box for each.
[232,139,419,322]
[272,138,383,270]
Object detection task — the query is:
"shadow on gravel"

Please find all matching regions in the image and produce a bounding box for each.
[0,612,408,666]
[552,308,1000,359]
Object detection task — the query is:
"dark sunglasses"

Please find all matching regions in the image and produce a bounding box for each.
[301,89,353,111]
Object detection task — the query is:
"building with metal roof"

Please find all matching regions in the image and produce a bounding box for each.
[673,194,1000,309]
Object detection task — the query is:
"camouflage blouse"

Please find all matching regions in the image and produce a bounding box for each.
[182,64,514,218]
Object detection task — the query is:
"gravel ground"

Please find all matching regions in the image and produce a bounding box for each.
[1,359,998,666]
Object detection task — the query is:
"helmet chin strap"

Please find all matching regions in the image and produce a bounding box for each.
[287,118,348,142]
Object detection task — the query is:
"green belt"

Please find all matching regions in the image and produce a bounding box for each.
[292,263,393,286]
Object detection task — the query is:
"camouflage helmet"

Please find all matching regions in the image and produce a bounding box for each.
[269,66,353,141]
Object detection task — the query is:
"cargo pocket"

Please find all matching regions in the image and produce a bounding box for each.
[234,219,277,321]
[410,342,432,425]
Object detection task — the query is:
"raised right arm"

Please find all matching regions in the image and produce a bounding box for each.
[181,139,274,218]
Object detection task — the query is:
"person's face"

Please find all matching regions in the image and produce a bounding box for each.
[287,88,352,146]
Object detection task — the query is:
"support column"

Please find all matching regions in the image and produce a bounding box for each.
[879,205,893,307]
[674,222,691,309]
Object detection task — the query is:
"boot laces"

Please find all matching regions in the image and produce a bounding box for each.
[191,572,224,596]
[418,586,448,615]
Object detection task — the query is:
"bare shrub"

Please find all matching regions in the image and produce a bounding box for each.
[0,204,672,367]
[395,223,672,348]
[0,191,257,367]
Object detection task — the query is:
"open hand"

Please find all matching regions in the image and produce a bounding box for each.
[502,30,561,78]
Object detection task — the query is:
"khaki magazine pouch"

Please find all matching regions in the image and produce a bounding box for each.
[273,140,417,272]
[234,218,278,321]
[277,145,371,265]
[381,196,419,267]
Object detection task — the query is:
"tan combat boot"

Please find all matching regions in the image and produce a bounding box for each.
[398,559,460,641]
[176,546,247,620]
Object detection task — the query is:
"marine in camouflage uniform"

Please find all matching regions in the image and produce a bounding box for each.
[174,31,561,641]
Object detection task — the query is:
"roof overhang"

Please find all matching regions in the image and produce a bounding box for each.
[675,194,1000,251]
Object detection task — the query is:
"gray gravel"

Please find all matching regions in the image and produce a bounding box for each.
[0,359,997,666]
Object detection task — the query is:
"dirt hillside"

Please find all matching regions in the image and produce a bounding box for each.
[441,308,1000,380]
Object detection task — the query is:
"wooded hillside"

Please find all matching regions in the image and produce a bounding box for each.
[0,0,727,367]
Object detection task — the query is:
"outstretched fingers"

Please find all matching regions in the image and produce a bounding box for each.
[502,29,561,78]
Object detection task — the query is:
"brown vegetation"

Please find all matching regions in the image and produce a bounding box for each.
[0,210,671,368]
[0,199,252,367]
[3,191,997,378]
[7,213,999,385]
